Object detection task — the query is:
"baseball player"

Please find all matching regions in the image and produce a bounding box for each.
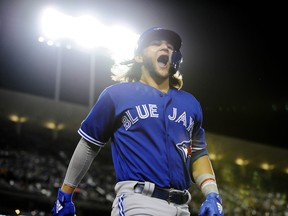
[52,27,224,216]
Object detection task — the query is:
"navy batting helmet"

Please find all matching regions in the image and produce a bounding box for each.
[135,27,182,53]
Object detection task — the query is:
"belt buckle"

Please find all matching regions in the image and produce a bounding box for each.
[167,189,181,204]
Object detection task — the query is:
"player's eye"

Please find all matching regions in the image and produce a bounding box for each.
[167,44,174,50]
[150,40,162,46]
[150,40,174,50]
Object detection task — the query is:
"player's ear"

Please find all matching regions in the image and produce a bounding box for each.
[134,54,143,63]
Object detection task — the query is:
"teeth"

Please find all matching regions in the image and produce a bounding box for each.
[158,62,166,67]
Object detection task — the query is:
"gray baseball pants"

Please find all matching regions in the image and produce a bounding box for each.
[111,181,191,216]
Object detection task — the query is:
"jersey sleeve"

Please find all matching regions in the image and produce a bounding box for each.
[78,88,115,146]
[191,101,208,163]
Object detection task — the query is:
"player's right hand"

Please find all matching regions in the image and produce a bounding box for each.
[199,192,224,216]
[51,189,75,216]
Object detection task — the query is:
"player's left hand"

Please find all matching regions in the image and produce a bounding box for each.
[199,192,224,216]
[51,189,75,216]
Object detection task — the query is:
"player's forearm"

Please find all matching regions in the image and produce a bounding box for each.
[192,155,219,196]
[192,155,214,178]
[61,138,101,193]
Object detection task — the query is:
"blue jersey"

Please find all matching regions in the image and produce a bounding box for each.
[78,81,208,190]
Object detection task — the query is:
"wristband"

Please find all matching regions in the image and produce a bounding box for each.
[196,173,219,196]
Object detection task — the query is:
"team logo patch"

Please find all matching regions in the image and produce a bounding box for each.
[176,140,192,162]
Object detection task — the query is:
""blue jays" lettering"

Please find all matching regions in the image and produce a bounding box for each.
[122,104,194,133]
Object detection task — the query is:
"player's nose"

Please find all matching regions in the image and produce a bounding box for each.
[159,44,169,53]
[159,41,173,52]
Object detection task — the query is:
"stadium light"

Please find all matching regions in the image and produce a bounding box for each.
[44,121,65,140]
[235,158,249,166]
[44,121,65,130]
[8,114,27,135]
[209,153,223,161]
[9,114,27,123]
[39,7,139,61]
[38,36,45,42]
[40,8,73,40]
[260,162,275,171]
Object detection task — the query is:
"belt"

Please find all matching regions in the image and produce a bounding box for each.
[134,183,191,205]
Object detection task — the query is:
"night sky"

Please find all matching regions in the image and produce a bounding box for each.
[0,0,287,149]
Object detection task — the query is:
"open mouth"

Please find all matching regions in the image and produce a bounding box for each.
[157,55,169,67]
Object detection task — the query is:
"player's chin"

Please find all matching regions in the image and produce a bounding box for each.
[156,65,170,75]
[158,69,170,78]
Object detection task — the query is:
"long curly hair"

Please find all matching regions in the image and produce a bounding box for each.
[111,62,183,90]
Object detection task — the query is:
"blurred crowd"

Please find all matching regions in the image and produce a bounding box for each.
[0,125,287,216]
